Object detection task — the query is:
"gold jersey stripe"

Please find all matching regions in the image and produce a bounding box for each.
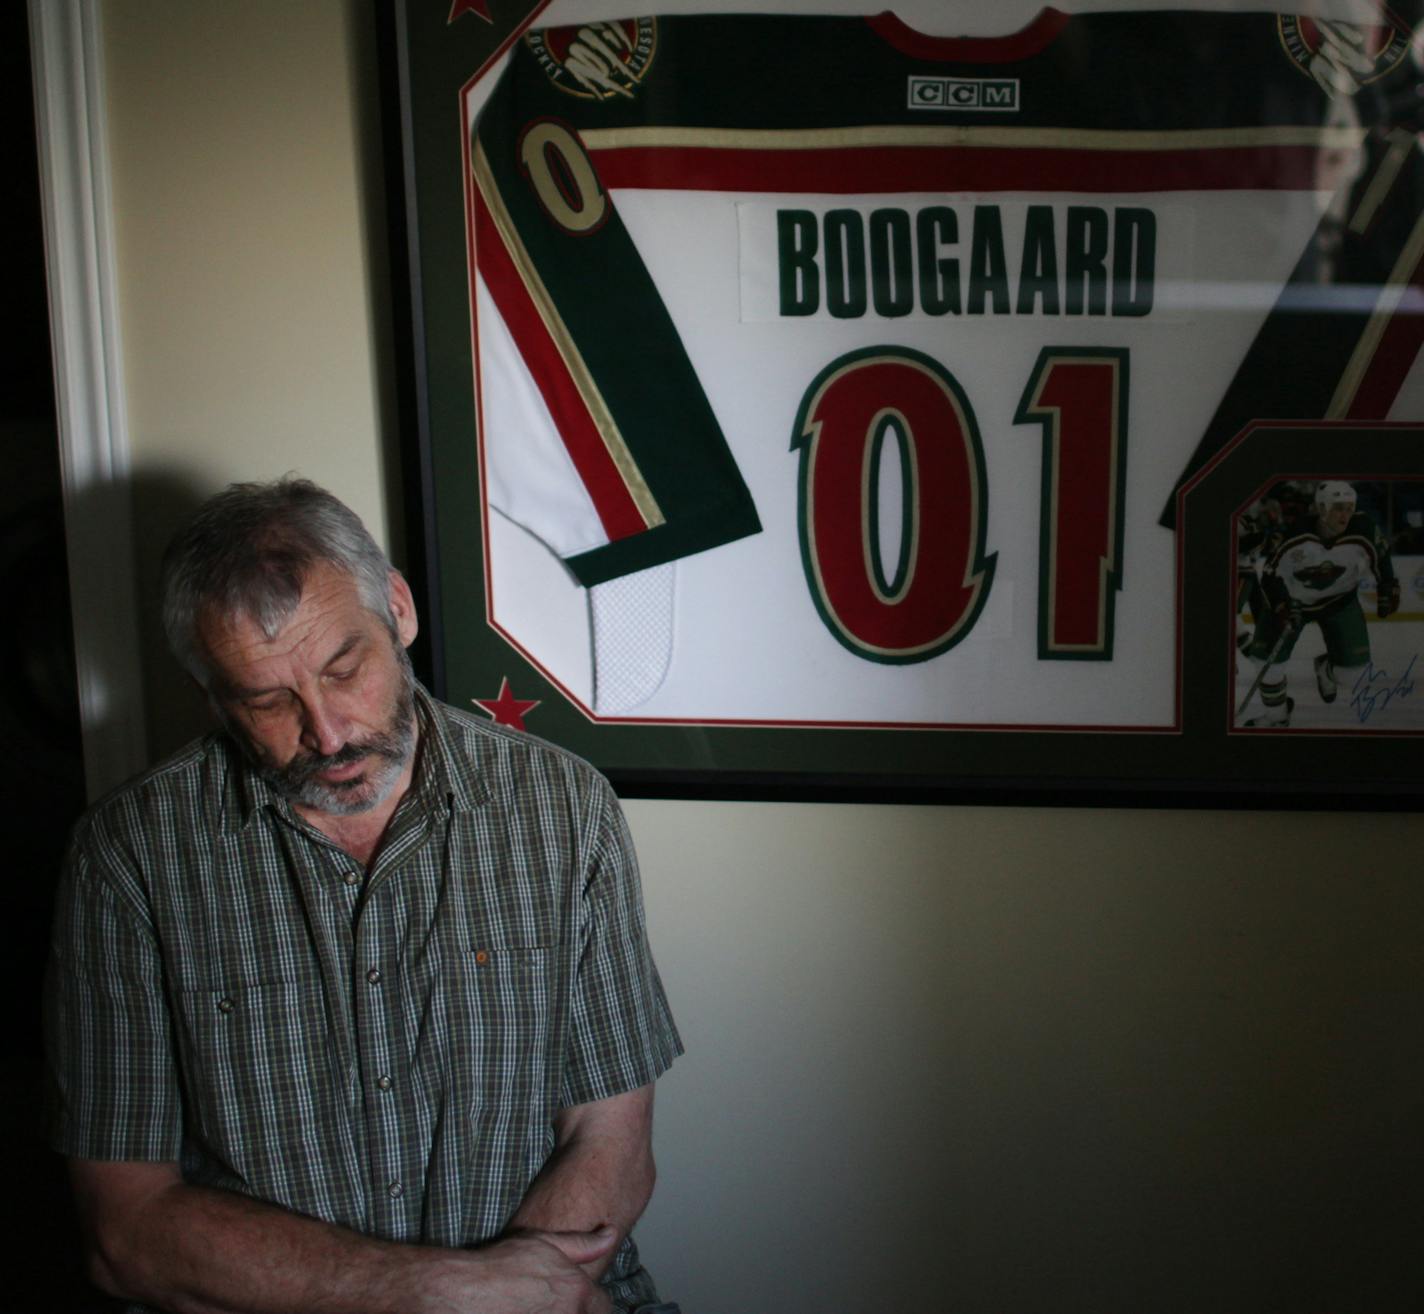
[1327,206,1424,419]
[472,139,665,531]
[1348,128,1417,235]
[580,123,1368,155]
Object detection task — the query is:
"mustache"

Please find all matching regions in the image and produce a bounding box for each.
[272,725,411,791]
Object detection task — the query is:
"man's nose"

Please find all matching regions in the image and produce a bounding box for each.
[301,696,349,757]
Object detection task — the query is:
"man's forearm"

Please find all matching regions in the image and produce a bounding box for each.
[506,1086,657,1278]
[72,1160,613,1314]
[509,1129,655,1239]
[87,1175,446,1314]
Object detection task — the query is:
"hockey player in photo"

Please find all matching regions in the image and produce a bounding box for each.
[1239,480,1400,726]
[1235,491,1288,652]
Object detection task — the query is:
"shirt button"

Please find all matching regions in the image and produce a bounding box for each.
[342,870,361,886]
[216,997,235,1014]
[376,1074,393,1091]
[387,1180,404,1199]
[366,968,382,985]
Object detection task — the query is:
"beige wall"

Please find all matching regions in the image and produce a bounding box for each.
[103,0,401,745]
[99,4,1423,1310]
[628,801,1423,1310]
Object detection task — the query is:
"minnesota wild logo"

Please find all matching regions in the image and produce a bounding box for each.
[1292,559,1348,592]
[526,19,657,100]
[1277,13,1409,92]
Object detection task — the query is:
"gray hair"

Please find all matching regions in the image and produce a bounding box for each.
[161,476,395,687]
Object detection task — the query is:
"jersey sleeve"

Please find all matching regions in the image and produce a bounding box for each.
[471,49,761,588]
[559,782,682,1107]
[1163,120,1424,527]
[1258,546,1291,611]
[45,827,184,1162]
[1364,512,1398,584]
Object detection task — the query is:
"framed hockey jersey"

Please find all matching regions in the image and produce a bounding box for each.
[383,0,1424,804]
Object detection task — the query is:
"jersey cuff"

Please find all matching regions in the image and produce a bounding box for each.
[567,495,762,587]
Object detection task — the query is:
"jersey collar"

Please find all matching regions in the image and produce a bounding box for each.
[867,7,1069,62]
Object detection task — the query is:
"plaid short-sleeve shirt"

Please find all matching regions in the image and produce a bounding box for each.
[45,687,681,1309]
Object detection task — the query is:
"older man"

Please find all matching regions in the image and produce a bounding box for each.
[45,478,682,1314]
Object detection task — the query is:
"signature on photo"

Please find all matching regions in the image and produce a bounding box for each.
[1350,655,1418,724]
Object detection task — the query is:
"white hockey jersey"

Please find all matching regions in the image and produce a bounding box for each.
[1269,511,1394,611]
[464,8,1424,727]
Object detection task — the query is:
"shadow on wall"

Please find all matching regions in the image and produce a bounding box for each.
[130,467,230,758]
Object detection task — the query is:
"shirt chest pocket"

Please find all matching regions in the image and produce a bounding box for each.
[173,974,332,1163]
[417,945,558,1118]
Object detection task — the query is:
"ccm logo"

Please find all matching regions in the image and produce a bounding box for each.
[908,77,1019,111]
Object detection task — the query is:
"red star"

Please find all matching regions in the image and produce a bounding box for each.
[474,677,540,731]
[447,0,493,22]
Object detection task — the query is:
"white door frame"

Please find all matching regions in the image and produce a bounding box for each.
[29,0,147,798]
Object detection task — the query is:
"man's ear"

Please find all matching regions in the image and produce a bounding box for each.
[387,570,420,648]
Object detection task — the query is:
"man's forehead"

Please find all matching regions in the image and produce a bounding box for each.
[200,564,380,673]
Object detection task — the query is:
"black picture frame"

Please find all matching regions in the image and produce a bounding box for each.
[380,0,1424,808]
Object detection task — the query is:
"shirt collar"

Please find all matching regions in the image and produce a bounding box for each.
[408,682,491,815]
[219,736,280,835]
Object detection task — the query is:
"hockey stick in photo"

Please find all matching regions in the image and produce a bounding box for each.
[1235,622,1295,718]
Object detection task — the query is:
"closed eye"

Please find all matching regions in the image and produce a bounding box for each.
[324,637,367,684]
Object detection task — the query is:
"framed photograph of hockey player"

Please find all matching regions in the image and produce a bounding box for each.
[1173,421,1424,802]
[1232,474,1420,732]
[382,0,1424,806]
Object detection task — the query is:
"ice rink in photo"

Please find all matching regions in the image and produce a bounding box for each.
[1234,608,1424,732]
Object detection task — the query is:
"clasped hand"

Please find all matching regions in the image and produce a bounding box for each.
[419,1224,618,1314]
